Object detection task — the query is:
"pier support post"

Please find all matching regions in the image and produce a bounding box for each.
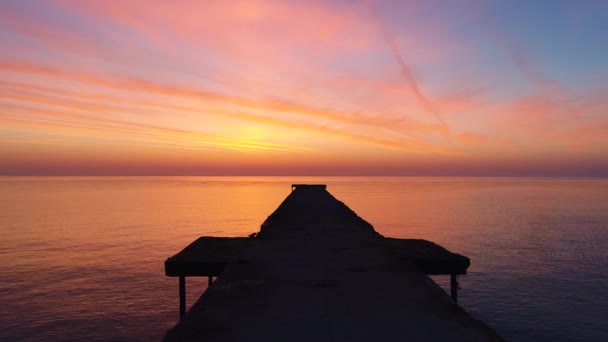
[179,276,186,319]
[450,274,458,302]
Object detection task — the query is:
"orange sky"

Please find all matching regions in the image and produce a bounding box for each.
[1,1,607,175]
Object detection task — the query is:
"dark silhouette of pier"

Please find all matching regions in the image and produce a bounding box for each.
[164,184,502,341]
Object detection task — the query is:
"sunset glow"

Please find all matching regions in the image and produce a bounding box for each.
[1,0,607,175]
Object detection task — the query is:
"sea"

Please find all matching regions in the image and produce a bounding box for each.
[0,176,607,341]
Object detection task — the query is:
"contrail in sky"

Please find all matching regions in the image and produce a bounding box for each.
[488,28,557,89]
[367,2,448,134]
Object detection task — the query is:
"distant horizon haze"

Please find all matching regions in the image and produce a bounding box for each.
[2,156,608,177]
[1,169,608,177]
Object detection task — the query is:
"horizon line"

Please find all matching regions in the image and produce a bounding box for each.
[1,174,607,178]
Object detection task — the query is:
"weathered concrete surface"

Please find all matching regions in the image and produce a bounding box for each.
[383,238,470,275]
[165,237,251,277]
[165,237,470,278]
[164,185,502,341]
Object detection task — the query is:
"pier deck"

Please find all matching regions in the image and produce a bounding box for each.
[163,184,502,341]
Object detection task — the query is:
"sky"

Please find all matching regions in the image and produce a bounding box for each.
[0,0,607,176]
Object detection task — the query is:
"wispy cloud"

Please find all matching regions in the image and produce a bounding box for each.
[0,59,461,155]
[0,0,606,175]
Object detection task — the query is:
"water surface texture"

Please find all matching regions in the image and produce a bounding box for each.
[1,177,607,341]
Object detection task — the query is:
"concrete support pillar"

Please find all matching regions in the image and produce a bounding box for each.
[450,274,458,302]
[179,276,186,319]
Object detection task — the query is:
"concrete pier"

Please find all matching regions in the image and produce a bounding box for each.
[164,184,502,341]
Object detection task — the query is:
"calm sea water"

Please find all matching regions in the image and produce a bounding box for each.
[1,177,607,341]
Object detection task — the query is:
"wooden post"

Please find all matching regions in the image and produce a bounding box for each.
[450,274,458,302]
[208,276,213,286]
[179,276,186,319]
